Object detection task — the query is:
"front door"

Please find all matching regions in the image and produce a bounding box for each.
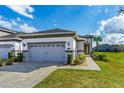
[84,44,90,54]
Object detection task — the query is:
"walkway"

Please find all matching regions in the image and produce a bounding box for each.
[59,56,101,70]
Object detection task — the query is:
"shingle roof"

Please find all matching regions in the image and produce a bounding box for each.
[0,34,17,38]
[0,27,17,34]
[23,28,75,35]
[78,35,93,38]
[0,32,22,41]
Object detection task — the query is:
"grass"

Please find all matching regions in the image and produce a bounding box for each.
[34,52,124,88]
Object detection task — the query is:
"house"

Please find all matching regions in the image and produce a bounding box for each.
[0,28,93,63]
[93,44,111,51]
[93,44,124,52]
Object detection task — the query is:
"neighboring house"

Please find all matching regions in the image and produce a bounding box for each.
[93,44,111,51]
[0,28,93,63]
[93,44,124,52]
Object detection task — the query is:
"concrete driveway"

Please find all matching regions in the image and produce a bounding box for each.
[0,62,62,88]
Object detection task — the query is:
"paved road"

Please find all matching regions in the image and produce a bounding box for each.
[0,62,61,88]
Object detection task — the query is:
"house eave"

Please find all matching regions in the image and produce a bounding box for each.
[0,38,22,41]
[18,32,76,39]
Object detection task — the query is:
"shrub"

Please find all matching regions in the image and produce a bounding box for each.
[14,53,23,62]
[5,62,13,65]
[5,58,14,65]
[78,54,86,61]
[0,58,8,66]
[92,52,109,62]
[0,61,3,66]
[73,57,81,65]
[67,54,73,64]
[73,54,86,65]
[8,51,14,59]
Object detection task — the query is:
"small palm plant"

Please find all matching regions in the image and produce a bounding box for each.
[94,36,102,46]
[94,36,102,51]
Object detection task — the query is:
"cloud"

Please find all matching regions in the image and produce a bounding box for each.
[6,5,34,19]
[16,17,21,21]
[95,15,124,45]
[19,23,38,33]
[0,15,37,33]
[103,33,124,44]
[0,16,14,29]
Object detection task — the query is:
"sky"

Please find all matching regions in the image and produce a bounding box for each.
[0,5,123,45]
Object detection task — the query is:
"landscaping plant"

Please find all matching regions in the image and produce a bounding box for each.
[67,54,73,64]
[78,54,86,61]
[0,59,3,66]
[92,52,109,62]
[14,53,23,62]
[0,58,8,66]
[6,51,14,65]
[8,51,14,59]
[73,57,80,65]
[5,58,14,65]
[73,54,86,65]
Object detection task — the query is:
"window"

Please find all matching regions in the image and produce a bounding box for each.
[35,45,37,47]
[43,45,45,47]
[61,44,65,47]
[52,44,55,47]
[47,44,50,47]
[39,45,41,47]
[30,45,33,47]
[57,44,60,47]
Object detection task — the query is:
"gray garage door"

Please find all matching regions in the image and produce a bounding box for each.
[0,45,12,59]
[28,42,65,62]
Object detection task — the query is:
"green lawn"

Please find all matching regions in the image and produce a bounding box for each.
[34,52,124,88]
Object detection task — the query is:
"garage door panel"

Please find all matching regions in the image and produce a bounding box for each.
[0,45,12,59]
[28,43,65,62]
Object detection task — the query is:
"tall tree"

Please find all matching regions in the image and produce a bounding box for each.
[118,7,124,16]
[94,36,102,51]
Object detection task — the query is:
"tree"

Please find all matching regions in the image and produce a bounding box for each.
[94,36,102,51]
[118,7,124,16]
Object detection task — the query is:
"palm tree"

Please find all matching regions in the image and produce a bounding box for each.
[118,7,124,16]
[94,36,102,51]
[94,36,102,52]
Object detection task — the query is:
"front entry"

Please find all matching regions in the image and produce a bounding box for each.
[28,42,65,62]
[84,44,90,54]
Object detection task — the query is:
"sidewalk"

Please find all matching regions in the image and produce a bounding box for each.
[59,56,101,71]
